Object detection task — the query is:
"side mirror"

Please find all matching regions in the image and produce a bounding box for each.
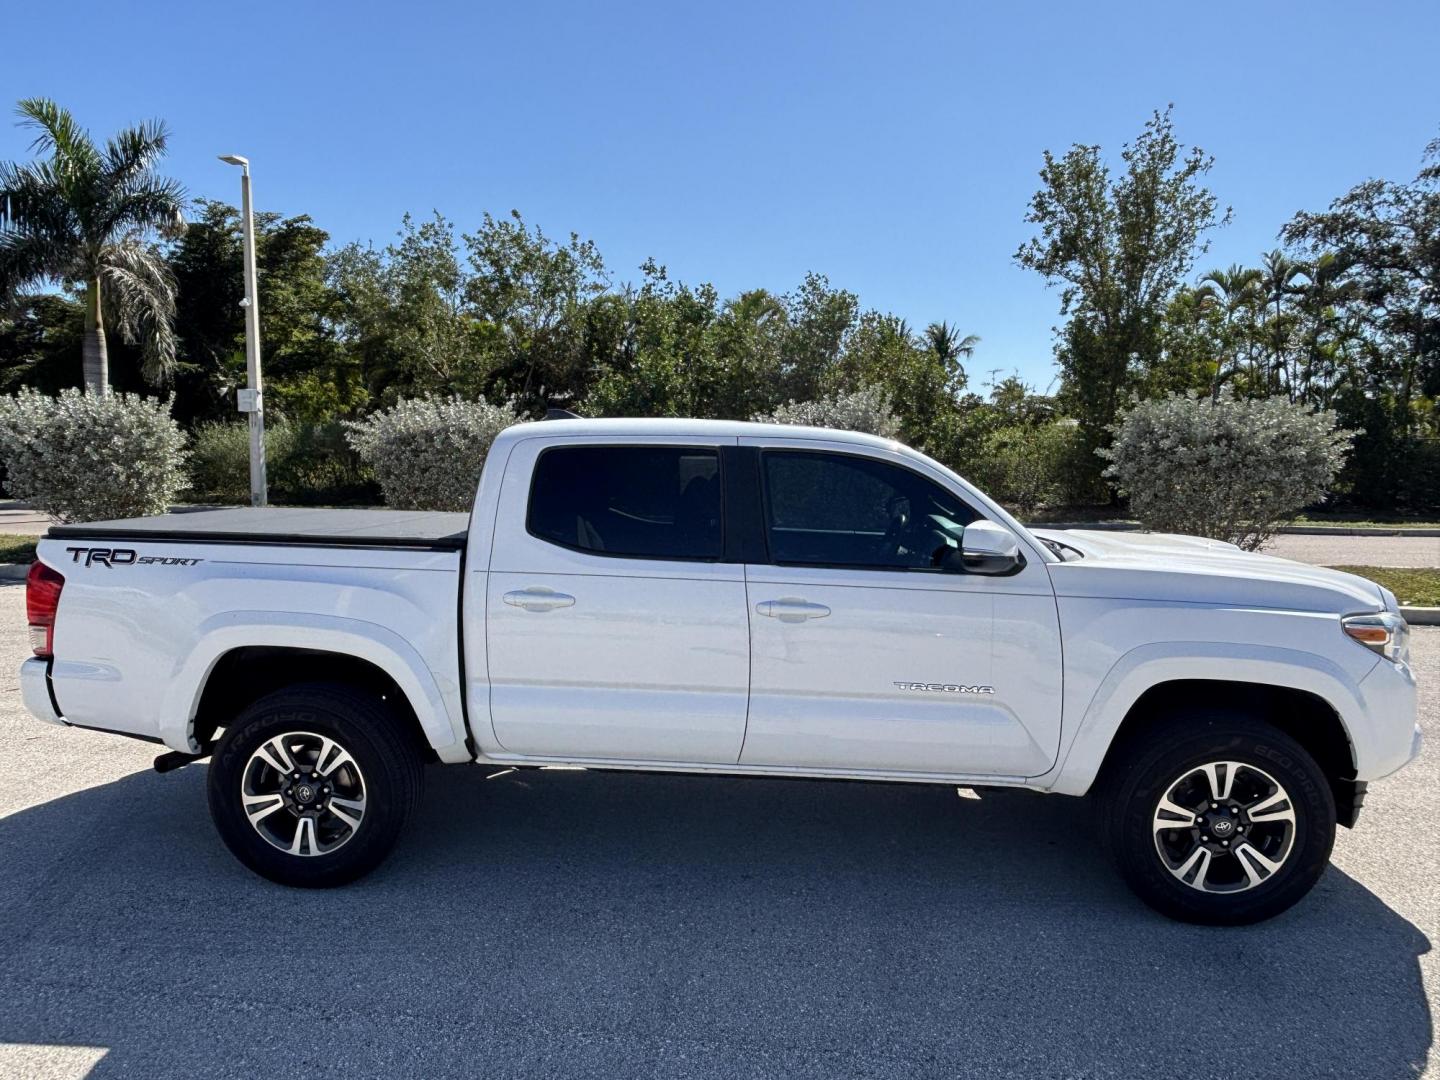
[947,520,1023,575]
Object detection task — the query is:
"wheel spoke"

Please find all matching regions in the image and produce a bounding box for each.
[243,731,367,858]
[1153,796,1198,832]
[327,796,364,831]
[1233,841,1284,887]
[1245,790,1295,826]
[1201,761,1236,802]
[315,736,355,778]
[289,815,319,856]
[254,737,297,776]
[243,792,286,825]
[1171,845,1213,890]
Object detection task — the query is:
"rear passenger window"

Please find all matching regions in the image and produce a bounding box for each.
[528,446,723,560]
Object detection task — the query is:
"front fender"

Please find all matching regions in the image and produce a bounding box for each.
[162,611,471,762]
[1037,640,1373,796]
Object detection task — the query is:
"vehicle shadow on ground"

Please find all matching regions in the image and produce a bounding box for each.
[0,764,1429,1079]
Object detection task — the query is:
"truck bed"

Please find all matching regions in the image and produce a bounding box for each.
[47,507,470,550]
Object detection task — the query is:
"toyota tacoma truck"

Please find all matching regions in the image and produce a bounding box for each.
[18,418,1422,923]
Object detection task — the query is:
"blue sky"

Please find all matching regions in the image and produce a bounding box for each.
[4,0,1438,390]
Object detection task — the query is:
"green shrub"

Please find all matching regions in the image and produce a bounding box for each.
[344,395,520,511]
[1100,392,1352,550]
[0,387,188,522]
[959,422,1104,516]
[190,421,377,506]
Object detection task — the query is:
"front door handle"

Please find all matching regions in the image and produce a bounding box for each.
[756,597,831,623]
[503,587,576,612]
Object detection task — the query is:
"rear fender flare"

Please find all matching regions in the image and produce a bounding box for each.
[162,610,470,762]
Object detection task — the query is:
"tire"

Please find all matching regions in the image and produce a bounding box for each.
[1098,710,1336,925]
[207,682,425,887]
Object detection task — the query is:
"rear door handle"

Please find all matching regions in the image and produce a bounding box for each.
[756,597,831,623]
[503,587,576,612]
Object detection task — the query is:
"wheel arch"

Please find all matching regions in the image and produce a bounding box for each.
[161,613,472,762]
[1043,641,1370,824]
[1098,679,1359,825]
[191,647,438,763]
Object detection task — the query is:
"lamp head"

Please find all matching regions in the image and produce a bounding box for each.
[218,154,250,168]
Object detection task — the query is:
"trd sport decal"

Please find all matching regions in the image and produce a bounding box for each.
[894,682,996,695]
[65,547,202,568]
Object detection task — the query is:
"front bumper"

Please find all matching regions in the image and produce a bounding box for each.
[1355,656,1422,781]
[19,657,65,727]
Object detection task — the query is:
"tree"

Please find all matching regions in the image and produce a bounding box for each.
[1197,264,1263,395]
[328,213,480,404]
[463,210,609,412]
[1283,138,1440,437]
[924,321,979,385]
[0,99,185,391]
[1015,107,1228,457]
[1258,249,1306,397]
[170,199,356,425]
[0,293,83,393]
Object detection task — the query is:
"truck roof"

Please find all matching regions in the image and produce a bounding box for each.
[499,417,907,449]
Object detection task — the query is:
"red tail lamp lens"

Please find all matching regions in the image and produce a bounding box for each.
[26,561,64,657]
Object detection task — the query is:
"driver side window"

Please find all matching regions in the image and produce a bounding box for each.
[760,450,979,570]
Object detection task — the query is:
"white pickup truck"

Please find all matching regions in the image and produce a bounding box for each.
[19,418,1421,923]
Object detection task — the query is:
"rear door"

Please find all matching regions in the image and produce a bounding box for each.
[738,437,1063,778]
[484,435,750,763]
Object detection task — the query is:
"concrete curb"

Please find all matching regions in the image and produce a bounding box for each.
[0,563,29,581]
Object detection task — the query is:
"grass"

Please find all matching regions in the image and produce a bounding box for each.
[0,534,37,565]
[1331,566,1440,607]
[1294,513,1440,530]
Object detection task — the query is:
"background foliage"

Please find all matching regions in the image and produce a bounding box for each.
[2,102,1437,522]
[1100,393,1352,549]
[0,387,188,521]
[343,395,520,512]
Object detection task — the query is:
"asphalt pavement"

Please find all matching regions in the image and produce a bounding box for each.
[0,584,1434,1079]
[1263,533,1440,568]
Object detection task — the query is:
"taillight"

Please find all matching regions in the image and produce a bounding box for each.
[26,561,64,658]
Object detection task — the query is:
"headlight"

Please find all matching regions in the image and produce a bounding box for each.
[1342,612,1410,665]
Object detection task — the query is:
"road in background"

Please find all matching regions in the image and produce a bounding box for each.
[1264,533,1440,568]
[0,591,1434,1078]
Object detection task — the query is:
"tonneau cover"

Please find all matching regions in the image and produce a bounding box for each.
[47,507,470,550]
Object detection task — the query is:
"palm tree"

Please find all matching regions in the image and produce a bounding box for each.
[0,99,186,391]
[1260,249,1306,397]
[1198,264,1262,396]
[924,320,980,372]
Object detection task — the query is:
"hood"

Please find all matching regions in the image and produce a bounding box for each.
[1031,528,1387,615]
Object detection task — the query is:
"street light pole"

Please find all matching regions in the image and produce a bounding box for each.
[219,154,268,507]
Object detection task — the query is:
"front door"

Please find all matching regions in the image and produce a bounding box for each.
[738,439,1063,778]
[484,436,751,764]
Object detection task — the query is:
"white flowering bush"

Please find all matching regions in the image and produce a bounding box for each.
[753,384,903,438]
[344,395,519,511]
[1100,393,1352,550]
[0,388,189,523]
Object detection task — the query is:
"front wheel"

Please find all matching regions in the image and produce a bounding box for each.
[1100,714,1337,924]
[207,682,424,887]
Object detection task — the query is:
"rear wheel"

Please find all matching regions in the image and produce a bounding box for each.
[1099,712,1336,924]
[207,682,424,887]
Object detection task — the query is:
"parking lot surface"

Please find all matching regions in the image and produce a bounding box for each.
[1263,533,1440,568]
[0,583,1434,1079]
